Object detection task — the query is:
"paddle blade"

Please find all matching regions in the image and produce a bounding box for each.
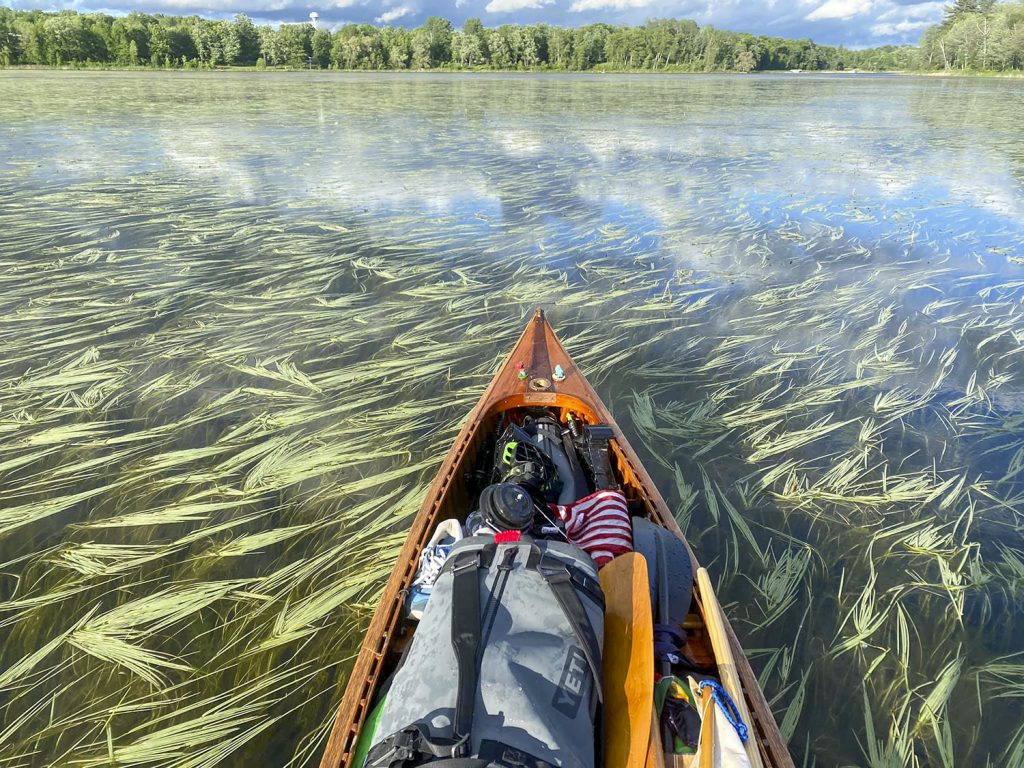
[600,552,655,768]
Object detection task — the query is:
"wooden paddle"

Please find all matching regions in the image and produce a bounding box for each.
[645,710,667,768]
[691,679,716,768]
[600,552,654,768]
[696,568,764,768]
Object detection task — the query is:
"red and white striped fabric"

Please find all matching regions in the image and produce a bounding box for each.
[550,489,633,568]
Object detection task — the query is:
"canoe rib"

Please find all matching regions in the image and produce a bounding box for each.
[318,309,794,768]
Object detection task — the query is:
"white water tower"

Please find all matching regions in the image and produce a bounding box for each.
[309,11,319,29]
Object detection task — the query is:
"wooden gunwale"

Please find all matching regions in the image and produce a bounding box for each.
[319,308,795,768]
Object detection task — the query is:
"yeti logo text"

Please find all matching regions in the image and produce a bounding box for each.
[552,646,588,717]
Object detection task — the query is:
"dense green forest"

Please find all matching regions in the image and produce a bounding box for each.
[920,0,1024,70]
[0,1,1021,72]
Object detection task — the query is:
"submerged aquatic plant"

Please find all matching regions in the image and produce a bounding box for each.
[1,70,1023,767]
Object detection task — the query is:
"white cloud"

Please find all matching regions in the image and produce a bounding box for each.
[875,1,944,21]
[868,0,944,36]
[569,0,652,11]
[374,5,411,22]
[485,0,551,12]
[9,0,945,46]
[805,0,873,22]
[870,19,932,36]
[494,129,546,156]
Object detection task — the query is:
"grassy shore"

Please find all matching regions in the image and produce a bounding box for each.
[2,62,1022,77]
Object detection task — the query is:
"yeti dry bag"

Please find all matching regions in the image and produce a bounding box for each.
[365,535,604,768]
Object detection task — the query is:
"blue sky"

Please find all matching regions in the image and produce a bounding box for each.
[4,0,947,47]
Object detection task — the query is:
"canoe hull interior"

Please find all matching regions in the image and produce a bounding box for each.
[319,309,794,768]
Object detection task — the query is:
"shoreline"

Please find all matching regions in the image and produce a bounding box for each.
[2,64,1021,78]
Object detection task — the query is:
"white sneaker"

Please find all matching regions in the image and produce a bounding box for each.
[406,519,464,620]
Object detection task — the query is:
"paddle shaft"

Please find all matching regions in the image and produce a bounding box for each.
[646,710,667,768]
[696,568,764,768]
[654,533,676,753]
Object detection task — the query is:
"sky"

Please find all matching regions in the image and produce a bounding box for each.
[3,0,949,48]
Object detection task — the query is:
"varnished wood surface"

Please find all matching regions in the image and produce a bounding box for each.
[600,553,654,768]
[696,568,764,768]
[318,309,795,768]
[645,698,667,768]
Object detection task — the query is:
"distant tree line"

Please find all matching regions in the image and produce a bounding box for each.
[0,3,1020,73]
[920,0,1024,70]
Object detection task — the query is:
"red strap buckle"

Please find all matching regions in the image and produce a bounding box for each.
[494,530,522,544]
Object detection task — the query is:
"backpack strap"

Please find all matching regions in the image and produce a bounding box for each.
[371,541,599,768]
[478,739,558,767]
[527,547,604,703]
[450,546,485,757]
[363,724,464,767]
[528,545,605,768]
[422,741,555,768]
[367,544,491,767]
[364,729,553,768]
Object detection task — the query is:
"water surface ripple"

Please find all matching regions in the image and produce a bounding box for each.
[1,71,1023,767]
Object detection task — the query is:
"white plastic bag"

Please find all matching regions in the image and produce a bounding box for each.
[689,677,752,768]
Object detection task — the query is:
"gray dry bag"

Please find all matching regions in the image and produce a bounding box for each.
[365,536,604,768]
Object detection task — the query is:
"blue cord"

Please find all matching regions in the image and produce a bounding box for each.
[698,679,749,744]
